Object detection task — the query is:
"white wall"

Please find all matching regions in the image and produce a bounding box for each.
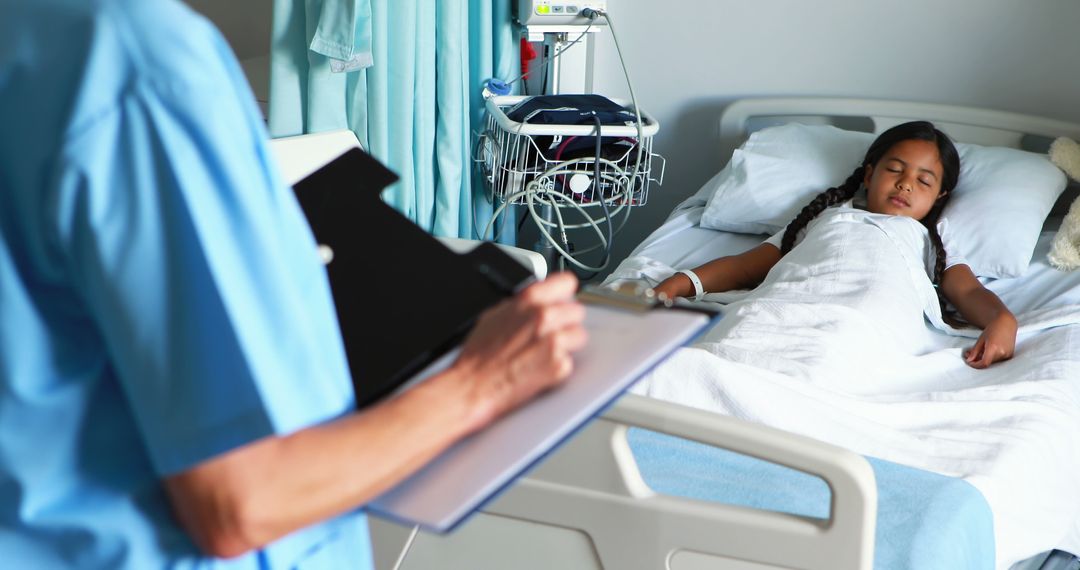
[575,0,1080,276]
[185,0,271,61]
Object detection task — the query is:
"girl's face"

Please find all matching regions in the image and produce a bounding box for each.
[864,139,946,221]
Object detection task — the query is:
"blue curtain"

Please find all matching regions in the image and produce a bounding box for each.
[269,0,517,242]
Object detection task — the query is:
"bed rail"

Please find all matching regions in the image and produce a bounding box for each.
[376,394,877,570]
[484,394,876,570]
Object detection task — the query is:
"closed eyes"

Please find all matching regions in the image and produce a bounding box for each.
[884,167,932,188]
[883,158,940,185]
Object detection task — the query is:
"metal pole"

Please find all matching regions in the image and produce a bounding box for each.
[548,33,563,95]
[535,203,561,271]
[533,33,564,270]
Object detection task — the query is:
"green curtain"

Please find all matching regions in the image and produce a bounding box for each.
[269,0,517,241]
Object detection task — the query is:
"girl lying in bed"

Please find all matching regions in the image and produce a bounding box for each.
[654,121,1017,369]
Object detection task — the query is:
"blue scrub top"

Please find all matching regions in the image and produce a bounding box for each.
[0,0,374,568]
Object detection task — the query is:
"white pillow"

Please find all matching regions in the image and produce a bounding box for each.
[700,123,1067,279]
[701,123,873,234]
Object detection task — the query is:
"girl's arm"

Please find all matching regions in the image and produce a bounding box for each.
[653,243,782,300]
[940,264,1017,368]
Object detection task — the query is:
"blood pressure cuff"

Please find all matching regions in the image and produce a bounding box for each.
[505,94,638,159]
[505,94,636,126]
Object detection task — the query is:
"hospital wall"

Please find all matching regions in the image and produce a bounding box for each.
[575,0,1080,277]
[185,0,271,111]
[187,0,1080,279]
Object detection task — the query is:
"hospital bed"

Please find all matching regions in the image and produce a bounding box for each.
[362,98,1080,570]
[266,127,889,569]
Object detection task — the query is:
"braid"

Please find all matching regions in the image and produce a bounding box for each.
[922,194,966,327]
[781,167,864,254]
[925,220,952,323]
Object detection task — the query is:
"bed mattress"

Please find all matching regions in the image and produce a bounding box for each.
[628,428,994,570]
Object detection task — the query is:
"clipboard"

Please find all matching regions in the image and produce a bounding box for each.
[292,148,536,409]
[290,147,720,532]
[368,284,721,533]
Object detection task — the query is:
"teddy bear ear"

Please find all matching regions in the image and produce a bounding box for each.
[1049,137,1080,182]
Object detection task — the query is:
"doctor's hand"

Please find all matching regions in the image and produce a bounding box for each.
[452,272,588,432]
[964,312,1017,369]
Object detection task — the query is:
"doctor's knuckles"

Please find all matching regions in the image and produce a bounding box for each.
[164,274,587,559]
[452,272,589,432]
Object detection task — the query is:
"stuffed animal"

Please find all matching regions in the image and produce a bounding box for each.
[1048,137,1080,270]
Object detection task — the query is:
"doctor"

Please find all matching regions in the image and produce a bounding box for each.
[0,0,586,568]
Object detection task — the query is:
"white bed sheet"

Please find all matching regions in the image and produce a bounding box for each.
[604,201,1080,568]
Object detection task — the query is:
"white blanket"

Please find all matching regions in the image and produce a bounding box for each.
[610,209,1080,569]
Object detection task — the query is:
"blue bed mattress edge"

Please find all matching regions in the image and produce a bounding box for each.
[626,427,995,570]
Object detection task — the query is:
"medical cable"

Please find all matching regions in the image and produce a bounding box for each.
[390,524,420,570]
[575,113,615,278]
[489,178,612,272]
[543,7,643,275]
[531,166,631,226]
[471,125,514,241]
[519,172,630,229]
[527,187,610,271]
[585,8,645,213]
[492,156,634,228]
[479,156,631,239]
[478,149,636,272]
[484,182,611,253]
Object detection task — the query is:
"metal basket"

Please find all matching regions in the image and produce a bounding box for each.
[476,95,664,207]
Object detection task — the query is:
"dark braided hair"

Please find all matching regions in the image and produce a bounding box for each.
[780,121,961,321]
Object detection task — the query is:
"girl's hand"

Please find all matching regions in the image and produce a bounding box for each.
[653,273,693,300]
[964,312,1017,369]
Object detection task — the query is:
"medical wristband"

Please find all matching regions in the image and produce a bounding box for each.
[677,269,705,301]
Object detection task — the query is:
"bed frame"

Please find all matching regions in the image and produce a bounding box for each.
[358,98,1080,570]
[719,97,1080,148]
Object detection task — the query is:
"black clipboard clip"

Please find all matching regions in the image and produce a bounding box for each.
[577,282,722,316]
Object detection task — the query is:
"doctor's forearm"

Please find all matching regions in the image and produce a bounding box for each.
[165,368,484,559]
[166,273,586,559]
